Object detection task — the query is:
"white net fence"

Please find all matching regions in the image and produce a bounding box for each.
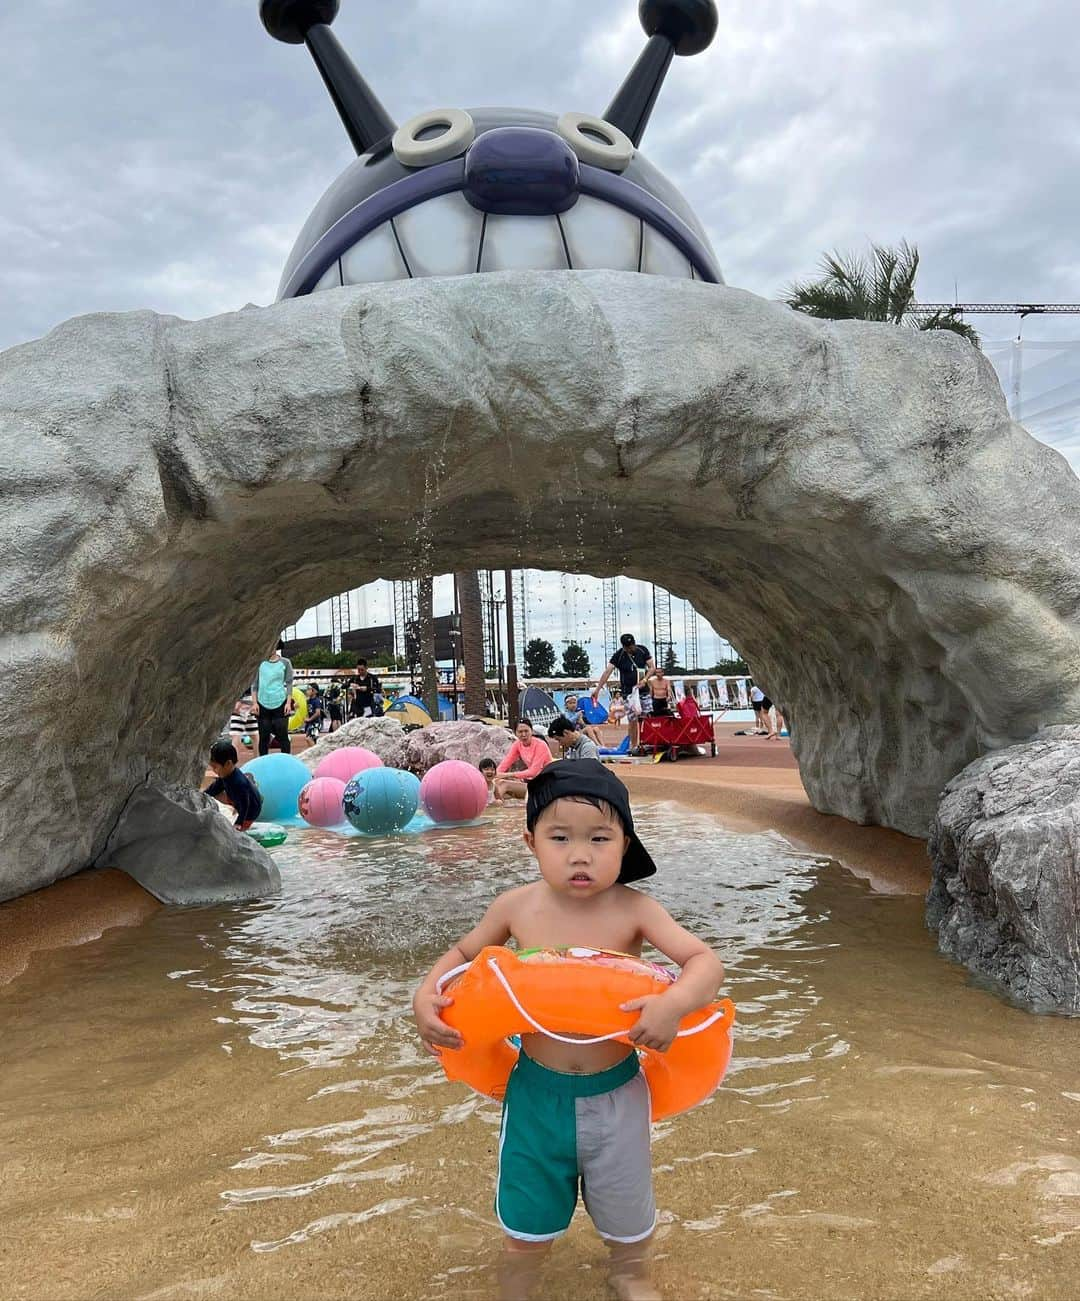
[983,338,1080,471]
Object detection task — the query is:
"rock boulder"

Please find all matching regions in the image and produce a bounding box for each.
[402,721,517,773]
[927,727,1080,1011]
[300,718,408,772]
[93,784,280,905]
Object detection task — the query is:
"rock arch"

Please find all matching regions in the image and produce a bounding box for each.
[3,270,1080,903]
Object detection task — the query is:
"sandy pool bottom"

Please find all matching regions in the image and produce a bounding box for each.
[1,804,1079,1299]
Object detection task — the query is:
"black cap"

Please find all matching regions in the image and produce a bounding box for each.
[620,633,636,646]
[526,760,657,885]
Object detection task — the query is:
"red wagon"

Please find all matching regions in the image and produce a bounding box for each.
[639,702,717,761]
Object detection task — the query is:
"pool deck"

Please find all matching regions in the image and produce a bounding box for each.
[615,724,930,895]
[0,725,929,985]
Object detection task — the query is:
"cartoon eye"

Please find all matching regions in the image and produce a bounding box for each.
[556,113,634,172]
[392,108,476,167]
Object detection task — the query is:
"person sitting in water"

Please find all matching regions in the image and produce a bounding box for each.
[412,760,726,1301]
[478,756,501,805]
[494,719,552,802]
[645,665,675,717]
[548,714,601,760]
[562,693,604,747]
[202,739,263,832]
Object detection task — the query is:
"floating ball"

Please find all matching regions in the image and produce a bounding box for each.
[241,753,312,822]
[314,746,383,784]
[420,760,489,825]
[297,777,347,828]
[343,767,420,835]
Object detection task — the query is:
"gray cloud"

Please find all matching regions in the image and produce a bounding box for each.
[7,0,1080,342]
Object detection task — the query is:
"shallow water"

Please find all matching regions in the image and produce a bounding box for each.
[2,804,1080,1300]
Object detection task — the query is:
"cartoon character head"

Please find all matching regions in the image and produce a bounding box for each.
[261,0,722,297]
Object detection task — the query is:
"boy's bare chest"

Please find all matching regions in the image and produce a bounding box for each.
[508,896,641,956]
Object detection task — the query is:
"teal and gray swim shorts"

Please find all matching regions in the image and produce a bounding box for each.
[495,1050,656,1243]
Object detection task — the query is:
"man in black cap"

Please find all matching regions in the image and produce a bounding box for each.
[592,633,655,753]
[412,759,725,1298]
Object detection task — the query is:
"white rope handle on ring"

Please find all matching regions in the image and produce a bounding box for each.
[483,957,730,1045]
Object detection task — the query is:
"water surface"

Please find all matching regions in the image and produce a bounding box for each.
[2,804,1079,1299]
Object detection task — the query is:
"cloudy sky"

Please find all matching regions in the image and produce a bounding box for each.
[4,0,1079,664]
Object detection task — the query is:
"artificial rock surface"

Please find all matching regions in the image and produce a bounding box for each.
[3,271,1080,905]
[927,728,1080,1011]
[402,721,516,773]
[300,718,409,772]
[93,784,280,906]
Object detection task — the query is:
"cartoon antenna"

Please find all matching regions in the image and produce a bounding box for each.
[607,1,720,144]
[262,0,725,296]
[260,0,396,154]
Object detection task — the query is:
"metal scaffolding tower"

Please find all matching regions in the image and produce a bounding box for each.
[329,593,350,654]
[602,578,620,655]
[392,579,419,669]
[651,585,673,667]
[514,570,529,663]
[682,600,700,672]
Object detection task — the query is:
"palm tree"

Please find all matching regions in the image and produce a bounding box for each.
[455,569,487,716]
[786,241,980,346]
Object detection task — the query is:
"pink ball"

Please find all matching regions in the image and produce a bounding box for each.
[313,746,384,784]
[297,777,347,828]
[420,760,489,825]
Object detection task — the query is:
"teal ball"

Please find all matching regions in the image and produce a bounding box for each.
[343,767,420,835]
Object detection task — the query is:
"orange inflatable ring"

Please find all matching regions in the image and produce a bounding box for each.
[436,945,735,1121]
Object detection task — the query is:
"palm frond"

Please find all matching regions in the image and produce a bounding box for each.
[917,310,981,347]
[786,278,868,320]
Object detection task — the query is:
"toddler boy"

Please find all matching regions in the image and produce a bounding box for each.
[202,739,263,831]
[413,761,724,1300]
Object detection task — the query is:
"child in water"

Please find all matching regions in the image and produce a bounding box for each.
[202,739,263,832]
[413,761,725,1300]
[478,756,500,805]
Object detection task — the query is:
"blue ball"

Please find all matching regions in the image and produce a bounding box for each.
[343,766,420,835]
[241,754,312,822]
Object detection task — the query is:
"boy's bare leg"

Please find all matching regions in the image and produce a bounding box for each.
[497,1237,549,1300]
[605,1235,659,1301]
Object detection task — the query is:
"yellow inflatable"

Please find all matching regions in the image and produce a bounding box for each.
[287,686,308,732]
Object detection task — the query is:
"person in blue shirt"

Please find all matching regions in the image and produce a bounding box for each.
[203,739,263,831]
[252,641,295,755]
[304,684,325,741]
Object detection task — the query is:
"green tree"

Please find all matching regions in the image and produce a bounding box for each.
[708,655,750,675]
[561,641,591,677]
[663,644,679,674]
[292,644,334,669]
[786,241,980,346]
[524,637,556,678]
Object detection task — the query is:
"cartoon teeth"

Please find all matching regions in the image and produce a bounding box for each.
[262,0,722,293]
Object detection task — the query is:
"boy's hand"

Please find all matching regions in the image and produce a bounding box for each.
[620,994,684,1052]
[412,991,464,1056]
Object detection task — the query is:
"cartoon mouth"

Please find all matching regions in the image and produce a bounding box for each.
[285,160,714,298]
